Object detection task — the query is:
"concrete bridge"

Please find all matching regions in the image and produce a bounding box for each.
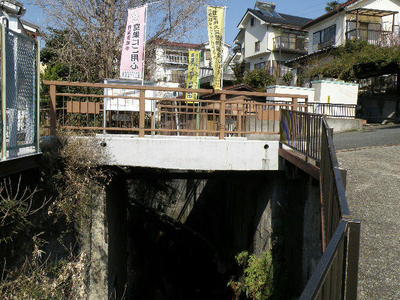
[43,80,311,172]
[38,81,361,299]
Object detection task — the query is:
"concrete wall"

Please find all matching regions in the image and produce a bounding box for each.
[359,94,400,122]
[89,158,324,299]
[97,135,279,171]
[326,117,364,132]
[312,80,359,105]
[266,85,315,102]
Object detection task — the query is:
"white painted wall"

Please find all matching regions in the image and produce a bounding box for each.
[266,85,315,102]
[201,42,231,68]
[97,135,280,171]
[311,80,359,104]
[307,13,346,54]
[242,15,270,59]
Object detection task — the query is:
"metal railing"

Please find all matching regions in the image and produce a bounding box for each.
[280,110,360,299]
[42,81,310,139]
[270,101,357,119]
[307,103,358,119]
[280,110,323,162]
[346,29,397,46]
[311,39,335,52]
[0,25,40,161]
[200,67,213,78]
[273,36,308,53]
[164,54,188,64]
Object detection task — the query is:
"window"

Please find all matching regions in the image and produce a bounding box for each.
[255,41,260,52]
[313,25,336,46]
[254,62,266,69]
[251,17,255,27]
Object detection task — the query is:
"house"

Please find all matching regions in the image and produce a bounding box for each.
[149,39,203,87]
[148,39,233,88]
[304,0,400,54]
[198,41,236,88]
[233,1,311,78]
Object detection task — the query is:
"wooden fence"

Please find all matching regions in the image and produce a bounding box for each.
[42,81,309,139]
[280,109,360,300]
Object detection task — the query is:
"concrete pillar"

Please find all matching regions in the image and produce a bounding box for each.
[88,184,108,300]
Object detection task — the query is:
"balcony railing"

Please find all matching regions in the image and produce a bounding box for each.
[346,29,398,46]
[200,67,213,78]
[273,36,308,53]
[164,54,188,64]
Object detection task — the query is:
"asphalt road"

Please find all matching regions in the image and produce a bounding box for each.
[337,146,400,300]
[334,125,400,150]
[335,126,400,299]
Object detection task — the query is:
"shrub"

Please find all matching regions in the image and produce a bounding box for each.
[244,69,276,90]
[282,72,294,86]
[229,250,274,300]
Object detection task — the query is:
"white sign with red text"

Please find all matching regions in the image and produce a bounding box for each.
[120,5,147,80]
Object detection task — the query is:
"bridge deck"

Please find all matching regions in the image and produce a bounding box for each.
[96,134,280,171]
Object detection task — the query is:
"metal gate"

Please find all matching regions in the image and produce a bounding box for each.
[0,25,40,160]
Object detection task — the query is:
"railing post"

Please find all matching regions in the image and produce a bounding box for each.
[292,97,298,111]
[1,24,6,160]
[139,90,145,137]
[49,84,57,136]
[151,112,155,136]
[238,109,242,137]
[36,38,41,151]
[305,96,309,113]
[306,113,310,162]
[345,220,361,300]
[219,93,226,139]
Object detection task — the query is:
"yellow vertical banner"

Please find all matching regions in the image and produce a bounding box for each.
[207,6,225,90]
[186,50,201,100]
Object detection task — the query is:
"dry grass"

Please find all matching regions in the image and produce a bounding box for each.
[0,130,109,299]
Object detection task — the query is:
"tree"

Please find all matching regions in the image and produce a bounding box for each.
[325,1,341,12]
[243,69,275,91]
[35,0,225,82]
[232,61,246,84]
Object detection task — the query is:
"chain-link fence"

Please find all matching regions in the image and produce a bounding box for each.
[0,27,39,159]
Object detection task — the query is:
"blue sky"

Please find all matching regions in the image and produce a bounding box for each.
[21,0,331,45]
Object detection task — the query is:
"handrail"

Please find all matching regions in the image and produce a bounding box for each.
[42,80,310,99]
[280,109,361,299]
[42,80,309,138]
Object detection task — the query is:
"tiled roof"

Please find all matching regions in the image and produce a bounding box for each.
[248,9,311,28]
[303,0,360,29]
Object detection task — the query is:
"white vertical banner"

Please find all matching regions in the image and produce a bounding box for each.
[120,5,148,80]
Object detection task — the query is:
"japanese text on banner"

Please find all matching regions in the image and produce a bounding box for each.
[120,5,147,80]
[186,50,201,100]
[207,6,225,90]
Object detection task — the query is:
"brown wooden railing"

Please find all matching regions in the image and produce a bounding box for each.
[42,80,309,139]
[280,109,360,300]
